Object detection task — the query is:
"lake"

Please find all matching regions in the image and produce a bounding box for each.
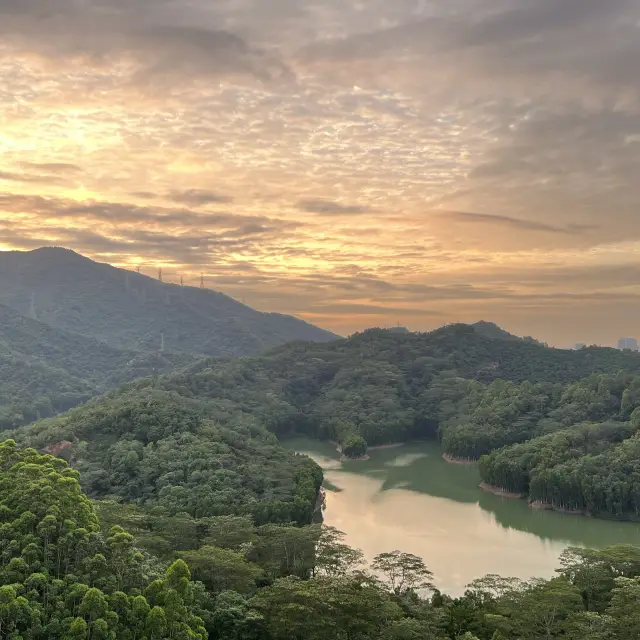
[284,438,640,595]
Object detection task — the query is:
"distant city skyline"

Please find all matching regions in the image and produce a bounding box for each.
[618,337,640,352]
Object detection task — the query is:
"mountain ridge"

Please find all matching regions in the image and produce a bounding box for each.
[0,247,338,356]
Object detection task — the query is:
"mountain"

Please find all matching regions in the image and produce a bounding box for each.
[125,324,640,447]
[0,247,338,356]
[0,303,194,428]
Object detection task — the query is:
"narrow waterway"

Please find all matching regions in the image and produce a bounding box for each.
[285,438,640,595]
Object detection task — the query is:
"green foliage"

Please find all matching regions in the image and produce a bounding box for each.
[4,441,640,640]
[109,324,640,454]
[65,326,640,520]
[177,547,263,594]
[372,550,435,594]
[0,442,206,639]
[16,389,323,525]
[249,575,404,640]
[0,302,195,430]
[342,435,368,458]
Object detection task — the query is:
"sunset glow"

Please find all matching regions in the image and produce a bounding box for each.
[1,0,640,344]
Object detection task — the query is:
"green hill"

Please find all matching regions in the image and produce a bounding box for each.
[137,324,640,443]
[15,323,640,520]
[0,303,194,428]
[17,387,322,525]
[0,247,338,356]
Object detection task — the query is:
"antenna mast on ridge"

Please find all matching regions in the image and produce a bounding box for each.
[158,268,163,282]
[200,273,205,289]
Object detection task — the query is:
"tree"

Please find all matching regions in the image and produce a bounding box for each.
[564,612,615,640]
[372,551,435,594]
[178,546,262,594]
[342,435,368,459]
[250,575,403,640]
[502,578,583,640]
[314,526,365,577]
[606,577,640,640]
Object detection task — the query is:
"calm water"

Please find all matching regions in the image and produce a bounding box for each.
[285,439,640,595]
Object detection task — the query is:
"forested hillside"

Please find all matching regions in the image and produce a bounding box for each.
[4,439,640,639]
[19,323,640,519]
[128,325,640,446]
[0,247,337,356]
[16,388,323,525]
[0,303,194,430]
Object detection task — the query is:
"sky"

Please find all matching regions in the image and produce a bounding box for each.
[1,0,640,346]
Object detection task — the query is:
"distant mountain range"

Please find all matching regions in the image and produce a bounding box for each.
[0,247,338,356]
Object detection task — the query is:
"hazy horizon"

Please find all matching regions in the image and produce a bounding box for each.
[1,1,639,346]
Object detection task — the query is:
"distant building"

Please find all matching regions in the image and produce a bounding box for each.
[618,337,639,351]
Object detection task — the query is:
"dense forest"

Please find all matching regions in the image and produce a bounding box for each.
[14,389,323,526]
[131,324,640,446]
[15,324,640,520]
[0,247,336,356]
[5,275,640,634]
[0,303,194,430]
[4,440,640,640]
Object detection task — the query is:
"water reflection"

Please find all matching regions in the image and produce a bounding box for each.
[286,438,640,595]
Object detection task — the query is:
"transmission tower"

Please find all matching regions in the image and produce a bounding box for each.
[200,273,205,289]
[158,268,163,282]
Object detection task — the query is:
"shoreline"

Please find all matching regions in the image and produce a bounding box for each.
[479,483,525,499]
[442,453,476,466]
[334,441,405,461]
[368,442,405,451]
[529,500,589,516]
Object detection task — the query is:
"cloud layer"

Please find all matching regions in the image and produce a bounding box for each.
[1,0,640,345]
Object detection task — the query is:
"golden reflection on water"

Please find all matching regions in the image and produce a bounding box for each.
[323,469,562,595]
[289,439,640,595]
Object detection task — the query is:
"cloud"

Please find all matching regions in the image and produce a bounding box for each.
[0,0,293,86]
[1,0,640,346]
[0,193,278,229]
[0,171,70,186]
[0,191,302,265]
[297,199,374,216]
[299,0,640,102]
[19,162,82,173]
[167,189,234,207]
[442,211,595,235]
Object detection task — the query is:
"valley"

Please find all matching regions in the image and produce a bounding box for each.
[3,256,640,638]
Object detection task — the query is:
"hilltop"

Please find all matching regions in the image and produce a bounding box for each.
[0,247,337,356]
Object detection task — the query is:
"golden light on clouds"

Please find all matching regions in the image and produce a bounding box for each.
[1,0,640,345]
